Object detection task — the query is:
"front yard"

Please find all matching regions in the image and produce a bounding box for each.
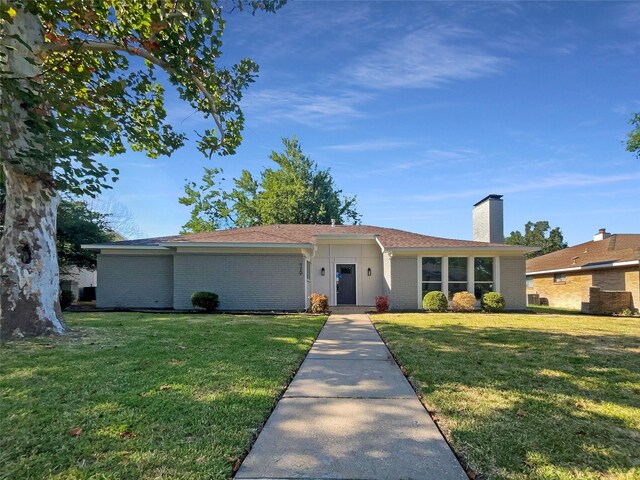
[0,312,325,479]
[372,313,640,480]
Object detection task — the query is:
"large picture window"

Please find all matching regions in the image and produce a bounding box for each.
[474,257,494,299]
[448,257,468,299]
[421,257,442,297]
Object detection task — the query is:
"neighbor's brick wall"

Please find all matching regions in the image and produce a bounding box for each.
[97,255,174,308]
[173,253,305,310]
[390,256,418,310]
[527,266,640,310]
[499,256,527,310]
[584,287,632,314]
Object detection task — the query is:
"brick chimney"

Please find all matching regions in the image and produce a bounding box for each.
[472,194,504,243]
[593,228,611,241]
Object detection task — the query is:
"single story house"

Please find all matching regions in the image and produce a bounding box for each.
[526,229,640,313]
[83,195,535,311]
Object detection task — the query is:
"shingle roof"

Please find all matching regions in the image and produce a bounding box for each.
[526,234,640,273]
[104,224,514,249]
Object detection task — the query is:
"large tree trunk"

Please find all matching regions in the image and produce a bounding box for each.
[0,7,67,339]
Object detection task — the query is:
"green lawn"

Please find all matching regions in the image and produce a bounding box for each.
[372,313,640,480]
[0,312,325,480]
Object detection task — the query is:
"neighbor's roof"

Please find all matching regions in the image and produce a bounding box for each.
[86,224,531,251]
[527,234,640,274]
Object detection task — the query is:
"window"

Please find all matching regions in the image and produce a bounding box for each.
[306,260,311,281]
[553,273,566,283]
[421,257,442,297]
[526,276,533,288]
[448,257,468,299]
[474,257,494,299]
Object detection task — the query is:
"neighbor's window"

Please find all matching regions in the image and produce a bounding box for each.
[553,273,566,283]
[526,276,533,288]
[474,257,494,299]
[448,257,468,298]
[421,257,442,297]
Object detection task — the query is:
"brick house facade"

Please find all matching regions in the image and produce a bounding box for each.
[526,230,640,313]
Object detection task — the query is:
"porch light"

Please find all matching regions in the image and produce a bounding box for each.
[321,267,326,276]
[367,267,372,276]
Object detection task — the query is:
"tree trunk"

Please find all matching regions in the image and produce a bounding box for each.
[0,8,67,339]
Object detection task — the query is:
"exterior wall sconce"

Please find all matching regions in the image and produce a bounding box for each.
[321,267,326,276]
[367,267,372,276]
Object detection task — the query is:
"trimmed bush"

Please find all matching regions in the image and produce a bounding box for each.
[451,291,477,312]
[482,292,505,313]
[191,291,219,313]
[375,295,390,313]
[308,293,329,314]
[59,290,75,310]
[423,291,448,312]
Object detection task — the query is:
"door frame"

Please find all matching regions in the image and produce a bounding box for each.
[335,263,357,305]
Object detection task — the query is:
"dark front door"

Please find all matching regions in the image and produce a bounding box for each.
[336,264,356,305]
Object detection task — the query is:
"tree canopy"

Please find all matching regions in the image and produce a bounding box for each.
[505,220,568,259]
[179,136,361,232]
[627,113,640,158]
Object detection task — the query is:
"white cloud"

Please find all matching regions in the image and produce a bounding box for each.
[347,26,505,89]
[322,139,417,152]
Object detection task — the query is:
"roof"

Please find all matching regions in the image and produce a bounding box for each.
[527,234,640,274]
[84,224,532,251]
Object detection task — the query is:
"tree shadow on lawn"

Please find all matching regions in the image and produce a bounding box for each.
[375,321,640,479]
[0,313,324,479]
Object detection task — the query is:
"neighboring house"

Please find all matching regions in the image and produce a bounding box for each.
[526,229,640,313]
[60,266,97,302]
[83,195,535,311]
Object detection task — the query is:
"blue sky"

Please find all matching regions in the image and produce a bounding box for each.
[102,1,640,246]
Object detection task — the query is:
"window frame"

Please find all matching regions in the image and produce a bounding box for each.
[553,272,566,284]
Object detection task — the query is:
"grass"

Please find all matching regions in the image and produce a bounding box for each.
[371,312,640,480]
[0,312,325,480]
[527,305,584,315]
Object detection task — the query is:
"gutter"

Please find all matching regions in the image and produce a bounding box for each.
[527,259,640,276]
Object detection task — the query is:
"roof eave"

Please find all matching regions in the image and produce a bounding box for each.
[386,245,539,253]
[527,259,640,275]
[81,244,168,250]
[159,242,314,249]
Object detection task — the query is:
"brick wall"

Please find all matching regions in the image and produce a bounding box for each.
[584,287,632,314]
[173,253,305,310]
[499,256,527,310]
[390,256,418,310]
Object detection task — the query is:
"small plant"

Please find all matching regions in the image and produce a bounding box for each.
[308,293,329,314]
[451,291,477,312]
[482,292,506,313]
[619,308,638,317]
[59,290,75,310]
[375,295,390,313]
[423,291,448,312]
[191,291,219,313]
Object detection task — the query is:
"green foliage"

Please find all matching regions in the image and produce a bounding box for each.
[57,199,116,274]
[482,292,505,312]
[505,220,568,259]
[0,1,284,195]
[179,136,361,232]
[308,293,329,314]
[627,113,640,158]
[59,289,75,310]
[451,291,476,312]
[191,291,219,313]
[423,291,448,312]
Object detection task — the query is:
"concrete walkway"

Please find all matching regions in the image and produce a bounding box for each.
[235,312,467,480]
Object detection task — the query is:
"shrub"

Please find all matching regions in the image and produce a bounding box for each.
[308,293,329,314]
[375,295,390,313]
[619,308,639,317]
[191,291,219,313]
[451,291,477,312]
[59,290,75,310]
[423,291,448,312]
[482,292,505,313]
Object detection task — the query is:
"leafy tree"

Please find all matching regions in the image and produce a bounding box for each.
[0,1,282,339]
[505,220,568,259]
[627,113,640,158]
[180,137,361,231]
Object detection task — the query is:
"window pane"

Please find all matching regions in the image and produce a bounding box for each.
[422,283,442,297]
[422,257,442,282]
[526,276,533,288]
[448,257,468,281]
[474,282,493,299]
[474,257,493,282]
[448,282,468,299]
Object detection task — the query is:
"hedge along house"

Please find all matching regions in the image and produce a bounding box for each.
[83,195,535,311]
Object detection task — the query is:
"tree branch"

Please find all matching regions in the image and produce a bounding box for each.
[41,40,225,145]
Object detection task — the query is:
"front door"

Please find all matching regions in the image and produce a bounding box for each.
[336,264,356,305]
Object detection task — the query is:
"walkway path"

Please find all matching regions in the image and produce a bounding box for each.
[235,311,467,480]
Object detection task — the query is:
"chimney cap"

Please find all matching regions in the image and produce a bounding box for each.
[598,228,606,234]
[473,194,503,207]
